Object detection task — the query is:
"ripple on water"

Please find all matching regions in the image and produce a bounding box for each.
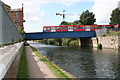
[29,41,118,78]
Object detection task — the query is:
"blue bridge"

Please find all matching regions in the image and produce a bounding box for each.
[25,31,96,40]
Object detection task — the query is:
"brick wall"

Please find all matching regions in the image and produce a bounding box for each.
[10,8,24,29]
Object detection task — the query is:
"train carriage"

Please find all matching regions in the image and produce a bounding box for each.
[43,24,118,32]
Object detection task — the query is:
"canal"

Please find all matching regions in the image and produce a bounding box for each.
[28,41,119,78]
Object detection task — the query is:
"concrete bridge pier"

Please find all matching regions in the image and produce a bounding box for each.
[77,37,93,47]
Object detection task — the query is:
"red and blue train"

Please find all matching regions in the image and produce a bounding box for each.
[43,24,120,32]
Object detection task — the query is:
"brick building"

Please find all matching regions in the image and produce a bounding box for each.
[10,4,25,29]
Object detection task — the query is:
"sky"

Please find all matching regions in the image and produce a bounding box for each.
[2,0,120,32]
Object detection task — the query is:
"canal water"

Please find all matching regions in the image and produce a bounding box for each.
[28,41,119,78]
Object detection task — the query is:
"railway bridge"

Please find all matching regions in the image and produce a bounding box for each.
[24,31,97,47]
[24,31,96,40]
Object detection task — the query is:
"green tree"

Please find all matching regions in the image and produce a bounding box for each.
[54,38,62,46]
[110,8,120,24]
[79,10,96,25]
[60,21,73,25]
[18,26,24,35]
[60,21,69,25]
[72,20,81,25]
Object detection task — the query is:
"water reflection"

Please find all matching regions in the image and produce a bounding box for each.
[28,41,118,78]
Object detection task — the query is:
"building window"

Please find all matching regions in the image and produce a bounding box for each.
[16,12,19,18]
[15,20,19,25]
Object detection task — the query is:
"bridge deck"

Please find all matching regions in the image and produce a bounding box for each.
[25,31,96,40]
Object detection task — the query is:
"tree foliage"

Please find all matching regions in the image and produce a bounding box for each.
[60,21,80,25]
[60,10,96,25]
[72,20,81,25]
[79,10,96,25]
[110,8,120,24]
[18,26,24,35]
[60,21,69,25]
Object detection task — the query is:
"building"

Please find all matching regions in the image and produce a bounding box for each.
[10,4,25,29]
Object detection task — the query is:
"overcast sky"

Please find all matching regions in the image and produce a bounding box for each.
[2,0,120,32]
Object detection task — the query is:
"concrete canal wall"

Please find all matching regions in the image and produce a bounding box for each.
[77,35,119,49]
[92,35,119,49]
[0,42,24,79]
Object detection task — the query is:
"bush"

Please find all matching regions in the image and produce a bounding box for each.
[69,40,79,47]
[62,38,71,46]
[55,42,59,46]
[97,43,102,49]
[107,31,120,35]
[49,40,55,45]
[46,39,55,45]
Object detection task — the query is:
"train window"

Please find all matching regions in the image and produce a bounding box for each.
[74,26,77,29]
[86,26,90,29]
[63,27,67,30]
[59,27,62,30]
[56,27,59,30]
[68,26,73,29]
[108,26,110,28]
[93,26,96,29]
[102,26,106,28]
[92,26,95,29]
[47,27,51,30]
[60,27,64,30]
[98,26,101,29]
[90,26,94,29]
[95,26,98,29]
[51,27,56,30]
[83,26,85,29]
[68,26,70,29]
[44,28,46,30]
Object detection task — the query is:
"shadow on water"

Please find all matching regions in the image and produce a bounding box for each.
[28,41,119,78]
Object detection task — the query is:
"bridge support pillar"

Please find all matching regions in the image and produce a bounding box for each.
[77,38,81,47]
[77,37,93,47]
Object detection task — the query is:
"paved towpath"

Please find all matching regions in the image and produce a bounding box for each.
[26,46,57,78]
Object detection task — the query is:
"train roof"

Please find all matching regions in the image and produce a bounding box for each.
[43,24,114,28]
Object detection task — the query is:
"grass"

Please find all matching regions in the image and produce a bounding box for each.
[17,46,29,78]
[31,47,74,79]
[106,31,120,36]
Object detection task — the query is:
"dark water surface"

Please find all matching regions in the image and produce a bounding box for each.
[28,41,119,78]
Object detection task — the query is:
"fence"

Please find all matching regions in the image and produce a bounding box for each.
[95,28,107,36]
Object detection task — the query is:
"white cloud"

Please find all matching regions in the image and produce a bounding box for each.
[3,0,118,32]
[2,0,94,32]
[69,13,80,21]
[91,0,119,24]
